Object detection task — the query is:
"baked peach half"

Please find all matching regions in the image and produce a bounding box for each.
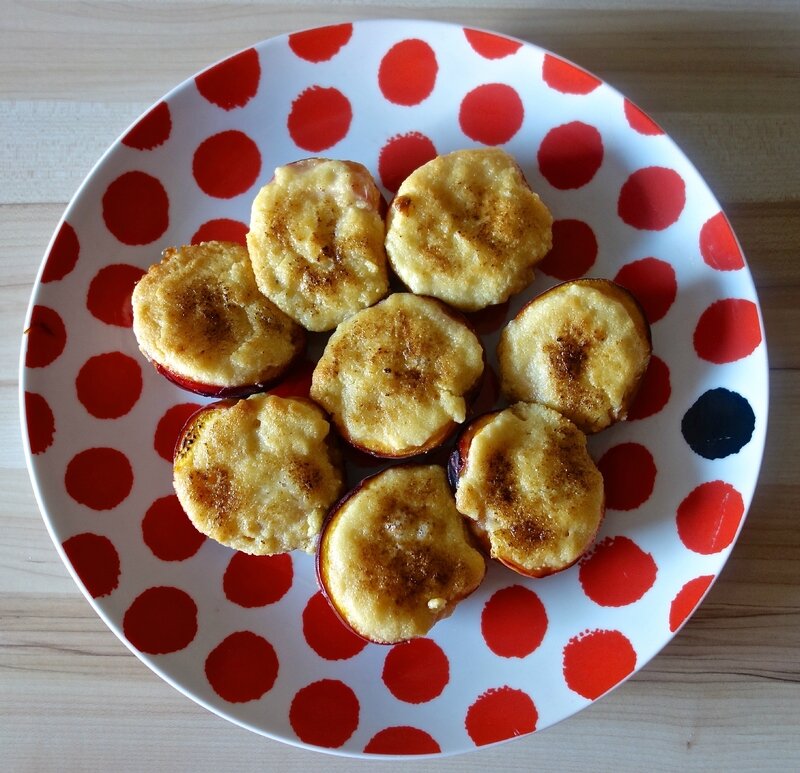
[247,158,389,332]
[498,278,651,433]
[385,148,553,311]
[449,402,605,578]
[132,240,305,397]
[316,465,486,644]
[310,292,485,458]
[173,393,344,555]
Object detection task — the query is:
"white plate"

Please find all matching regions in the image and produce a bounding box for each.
[20,19,768,758]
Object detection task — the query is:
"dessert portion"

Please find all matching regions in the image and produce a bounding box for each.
[449,402,605,578]
[498,279,651,433]
[173,394,344,555]
[247,158,389,332]
[310,293,485,458]
[317,465,486,644]
[132,240,304,397]
[384,148,553,311]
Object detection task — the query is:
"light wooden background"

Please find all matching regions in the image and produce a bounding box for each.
[2,1,799,770]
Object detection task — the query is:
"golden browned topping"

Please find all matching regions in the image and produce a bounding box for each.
[454,402,604,575]
[173,394,344,555]
[321,465,485,643]
[247,159,389,331]
[498,279,651,433]
[385,148,553,311]
[310,293,484,456]
[132,241,304,388]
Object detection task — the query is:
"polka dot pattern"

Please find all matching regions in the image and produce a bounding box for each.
[289,679,359,748]
[465,687,537,745]
[122,102,172,150]
[382,638,449,704]
[142,495,206,561]
[459,83,523,145]
[102,171,169,245]
[22,21,766,756]
[76,352,142,419]
[378,39,438,106]
[42,221,79,283]
[538,121,604,190]
[223,552,293,607]
[192,130,261,198]
[205,631,278,702]
[195,48,260,110]
[302,591,367,661]
[86,264,145,327]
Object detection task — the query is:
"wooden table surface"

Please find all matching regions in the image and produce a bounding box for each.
[2,1,798,770]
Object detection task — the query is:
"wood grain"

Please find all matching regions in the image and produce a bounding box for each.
[2,2,798,770]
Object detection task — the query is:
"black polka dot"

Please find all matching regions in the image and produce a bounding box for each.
[681,388,754,459]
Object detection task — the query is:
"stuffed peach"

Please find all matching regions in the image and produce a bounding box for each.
[247,158,389,332]
[173,393,344,555]
[310,293,485,458]
[449,402,605,578]
[385,148,553,311]
[498,278,651,433]
[317,465,486,644]
[132,240,305,397]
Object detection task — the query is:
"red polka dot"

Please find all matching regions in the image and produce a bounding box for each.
[302,591,367,660]
[481,585,548,658]
[122,101,172,149]
[627,355,671,421]
[205,631,278,702]
[62,533,120,598]
[613,256,677,324]
[102,171,169,245]
[465,686,537,746]
[597,443,656,511]
[538,121,603,190]
[223,552,293,607]
[579,536,657,607]
[195,48,260,110]
[563,629,637,699]
[288,87,352,152]
[191,218,248,247]
[624,99,664,136]
[25,392,55,455]
[123,586,197,654]
[154,403,202,462]
[65,448,133,510]
[382,638,449,704]
[676,481,744,555]
[76,352,142,419]
[669,575,714,632]
[25,305,66,368]
[269,359,315,400]
[459,83,524,146]
[700,212,744,271]
[378,39,438,106]
[193,130,261,199]
[694,298,761,364]
[378,132,437,193]
[542,54,601,95]
[538,219,598,280]
[142,494,206,561]
[463,28,522,59]
[289,679,359,748]
[288,23,353,62]
[364,726,441,755]
[42,221,79,282]
[618,167,686,231]
[86,264,146,327]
